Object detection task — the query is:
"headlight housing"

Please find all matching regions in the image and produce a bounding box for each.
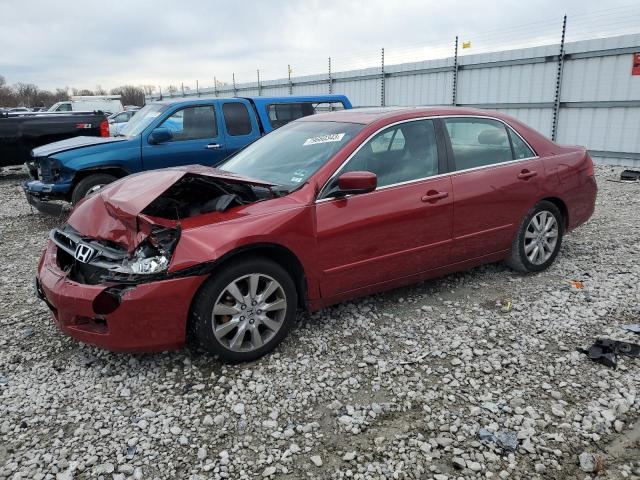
[124,248,170,275]
[117,227,179,275]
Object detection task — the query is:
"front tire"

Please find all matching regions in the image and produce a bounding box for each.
[189,257,298,363]
[506,200,564,273]
[71,173,117,205]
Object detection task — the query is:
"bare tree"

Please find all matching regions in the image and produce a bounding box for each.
[14,83,39,107]
[0,77,69,108]
[94,85,108,95]
[142,85,156,96]
[110,85,145,106]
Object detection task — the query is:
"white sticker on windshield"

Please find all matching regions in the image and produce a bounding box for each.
[303,133,345,146]
[290,169,307,183]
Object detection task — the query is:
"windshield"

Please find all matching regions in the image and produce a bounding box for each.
[120,103,167,137]
[220,121,364,188]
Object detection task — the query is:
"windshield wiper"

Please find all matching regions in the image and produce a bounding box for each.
[269,185,290,197]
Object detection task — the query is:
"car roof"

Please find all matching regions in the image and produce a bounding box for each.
[300,106,512,125]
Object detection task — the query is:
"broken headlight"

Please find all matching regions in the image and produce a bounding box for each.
[118,227,179,275]
[126,248,170,274]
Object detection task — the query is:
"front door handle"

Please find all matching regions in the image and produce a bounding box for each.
[517,169,537,180]
[421,190,449,203]
[206,143,221,149]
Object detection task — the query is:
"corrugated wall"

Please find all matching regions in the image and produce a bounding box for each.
[151,33,640,167]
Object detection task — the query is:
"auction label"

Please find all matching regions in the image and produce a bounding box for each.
[303,133,345,146]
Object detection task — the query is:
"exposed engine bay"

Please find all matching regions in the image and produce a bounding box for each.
[141,173,274,219]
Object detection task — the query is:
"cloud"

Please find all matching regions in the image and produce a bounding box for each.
[0,0,636,92]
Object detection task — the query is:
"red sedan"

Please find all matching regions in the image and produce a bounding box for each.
[35,107,597,362]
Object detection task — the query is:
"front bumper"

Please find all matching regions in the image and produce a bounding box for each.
[23,179,73,215]
[36,240,208,353]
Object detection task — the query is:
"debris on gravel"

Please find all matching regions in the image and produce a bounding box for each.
[1,165,639,479]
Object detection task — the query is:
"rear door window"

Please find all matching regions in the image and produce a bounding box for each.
[222,102,252,136]
[444,118,514,171]
[267,101,345,129]
[508,128,536,159]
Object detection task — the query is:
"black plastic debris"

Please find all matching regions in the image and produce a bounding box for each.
[578,338,640,369]
[620,169,640,181]
[478,427,518,452]
[621,324,640,335]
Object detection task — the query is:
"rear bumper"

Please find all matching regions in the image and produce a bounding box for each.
[567,175,597,232]
[36,240,208,353]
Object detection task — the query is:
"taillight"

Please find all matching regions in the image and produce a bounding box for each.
[99,120,109,137]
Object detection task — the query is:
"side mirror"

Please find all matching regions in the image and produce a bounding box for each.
[108,119,115,124]
[336,171,377,196]
[148,127,173,144]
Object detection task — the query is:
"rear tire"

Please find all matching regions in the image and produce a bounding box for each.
[71,173,117,205]
[189,257,298,363]
[506,200,564,273]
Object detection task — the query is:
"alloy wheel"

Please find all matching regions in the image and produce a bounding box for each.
[524,210,559,265]
[211,273,287,352]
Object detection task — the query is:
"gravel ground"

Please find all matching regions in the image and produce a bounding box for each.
[1,166,639,480]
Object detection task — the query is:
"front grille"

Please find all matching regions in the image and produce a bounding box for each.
[26,158,40,180]
[50,226,130,284]
[39,157,53,182]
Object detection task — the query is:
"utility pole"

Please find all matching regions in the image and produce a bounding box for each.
[181,82,184,97]
[257,69,261,96]
[233,73,237,97]
[288,65,293,95]
[380,48,385,107]
[452,36,459,106]
[328,57,333,94]
[214,76,218,97]
[551,15,567,141]
[196,80,199,97]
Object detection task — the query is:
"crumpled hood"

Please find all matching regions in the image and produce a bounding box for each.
[32,136,129,157]
[67,165,275,252]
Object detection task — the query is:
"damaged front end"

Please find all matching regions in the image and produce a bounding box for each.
[35,166,280,352]
[50,223,180,285]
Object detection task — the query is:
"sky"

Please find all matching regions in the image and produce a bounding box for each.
[0,0,638,93]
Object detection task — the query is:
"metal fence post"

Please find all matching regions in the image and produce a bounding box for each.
[381,48,385,107]
[257,69,262,96]
[551,14,567,141]
[233,73,237,97]
[328,57,333,94]
[214,76,218,97]
[452,36,459,106]
[288,65,293,95]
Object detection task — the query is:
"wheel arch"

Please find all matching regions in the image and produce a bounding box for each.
[68,167,129,201]
[71,166,129,187]
[539,196,569,230]
[197,243,309,311]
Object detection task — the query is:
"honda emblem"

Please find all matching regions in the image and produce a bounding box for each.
[74,244,95,263]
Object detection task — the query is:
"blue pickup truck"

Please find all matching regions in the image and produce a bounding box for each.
[23,95,351,213]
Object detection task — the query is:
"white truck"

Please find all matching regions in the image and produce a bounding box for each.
[48,95,124,115]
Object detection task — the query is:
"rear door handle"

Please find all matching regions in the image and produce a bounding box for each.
[517,169,537,180]
[206,143,221,149]
[421,190,449,203]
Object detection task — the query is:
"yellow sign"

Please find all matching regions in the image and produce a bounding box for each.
[462,41,471,49]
